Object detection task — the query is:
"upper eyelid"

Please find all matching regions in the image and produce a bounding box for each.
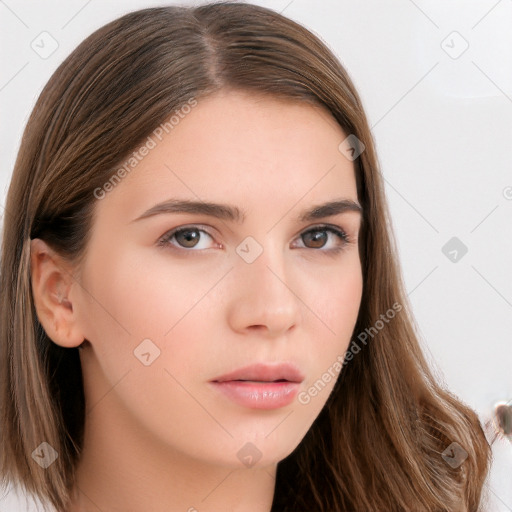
[161,222,348,236]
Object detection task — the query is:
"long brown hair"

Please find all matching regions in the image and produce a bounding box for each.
[0,2,491,511]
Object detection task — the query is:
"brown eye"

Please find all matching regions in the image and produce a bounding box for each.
[298,226,350,252]
[302,230,328,249]
[157,224,350,254]
[158,226,216,251]
[175,228,201,248]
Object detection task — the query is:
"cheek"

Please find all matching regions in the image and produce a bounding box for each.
[80,247,213,339]
[75,249,214,427]
[333,269,363,336]
[298,258,362,398]
[305,257,363,343]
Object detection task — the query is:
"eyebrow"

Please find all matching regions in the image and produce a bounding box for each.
[131,198,362,224]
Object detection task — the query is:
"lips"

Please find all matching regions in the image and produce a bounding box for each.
[211,362,305,384]
[210,362,304,409]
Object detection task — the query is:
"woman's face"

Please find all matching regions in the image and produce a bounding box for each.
[73,89,363,469]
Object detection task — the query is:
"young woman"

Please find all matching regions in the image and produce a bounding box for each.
[0,2,491,511]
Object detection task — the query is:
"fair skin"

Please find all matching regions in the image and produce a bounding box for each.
[30,90,363,512]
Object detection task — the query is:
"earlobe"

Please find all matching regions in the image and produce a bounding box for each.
[30,238,85,349]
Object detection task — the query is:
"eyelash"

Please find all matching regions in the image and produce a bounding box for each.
[157,224,353,255]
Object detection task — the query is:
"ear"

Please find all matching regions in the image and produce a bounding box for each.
[30,238,85,348]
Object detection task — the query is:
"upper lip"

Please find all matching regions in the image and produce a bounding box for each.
[211,362,305,383]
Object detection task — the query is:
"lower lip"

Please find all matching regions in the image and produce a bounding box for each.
[210,380,300,409]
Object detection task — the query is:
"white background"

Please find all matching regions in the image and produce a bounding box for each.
[0,0,511,510]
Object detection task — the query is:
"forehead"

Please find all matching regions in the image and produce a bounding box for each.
[95,90,358,223]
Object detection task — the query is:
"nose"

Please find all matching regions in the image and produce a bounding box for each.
[226,244,300,338]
